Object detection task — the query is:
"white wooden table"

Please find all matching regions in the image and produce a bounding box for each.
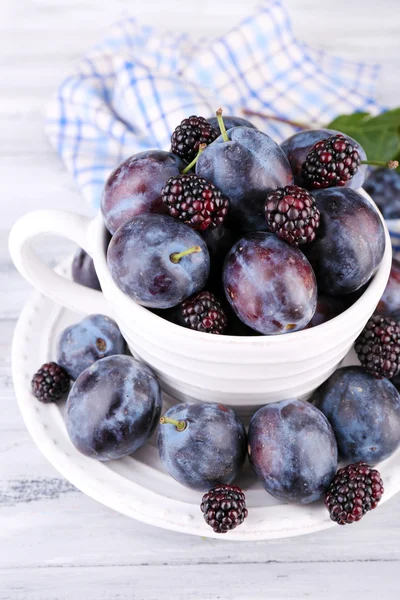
[1,1,400,598]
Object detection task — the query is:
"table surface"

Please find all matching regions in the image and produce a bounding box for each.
[1,1,400,598]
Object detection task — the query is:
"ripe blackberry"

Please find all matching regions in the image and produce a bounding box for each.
[302,134,361,189]
[355,315,400,379]
[264,185,320,246]
[181,290,227,334]
[31,362,70,403]
[325,462,384,525]
[201,484,248,533]
[171,115,218,162]
[161,173,229,232]
[364,167,400,220]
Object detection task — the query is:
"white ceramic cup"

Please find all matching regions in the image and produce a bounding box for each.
[9,190,392,415]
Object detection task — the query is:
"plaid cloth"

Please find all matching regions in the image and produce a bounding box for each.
[45,0,381,211]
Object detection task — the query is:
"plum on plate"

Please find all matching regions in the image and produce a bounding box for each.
[304,188,385,295]
[223,232,317,334]
[107,214,210,309]
[281,129,367,189]
[158,402,247,490]
[57,314,126,380]
[71,248,101,291]
[313,366,400,463]
[66,355,162,460]
[196,125,293,231]
[101,150,184,234]
[248,399,338,504]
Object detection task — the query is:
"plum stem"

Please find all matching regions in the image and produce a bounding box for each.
[159,416,187,431]
[241,108,310,130]
[216,108,229,142]
[361,159,399,169]
[170,245,202,264]
[182,143,207,174]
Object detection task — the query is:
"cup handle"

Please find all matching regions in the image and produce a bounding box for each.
[9,210,110,316]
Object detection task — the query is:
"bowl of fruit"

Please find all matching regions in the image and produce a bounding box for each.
[9,111,392,414]
[10,110,400,538]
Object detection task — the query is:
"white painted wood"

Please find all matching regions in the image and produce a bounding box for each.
[1,0,400,596]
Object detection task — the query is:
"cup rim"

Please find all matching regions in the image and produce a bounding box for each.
[92,188,392,346]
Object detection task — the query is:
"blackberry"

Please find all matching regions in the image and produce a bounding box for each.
[161,173,229,232]
[325,462,384,525]
[364,167,400,220]
[181,290,227,334]
[201,484,248,533]
[31,362,70,403]
[171,115,218,163]
[264,185,320,246]
[355,315,400,379]
[302,134,361,189]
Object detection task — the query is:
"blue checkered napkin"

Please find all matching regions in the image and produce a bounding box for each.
[45,0,381,211]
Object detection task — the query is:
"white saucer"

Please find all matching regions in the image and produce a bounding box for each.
[11,261,400,540]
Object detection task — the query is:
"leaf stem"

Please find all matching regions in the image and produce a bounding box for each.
[182,143,207,174]
[170,245,202,264]
[361,159,399,169]
[242,108,311,130]
[159,416,187,431]
[216,108,229,142]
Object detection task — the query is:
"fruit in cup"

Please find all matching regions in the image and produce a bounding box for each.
[72,248,101,291]
[223,232,317,334]
[305,294,347,329]
[248,400,338,504]
[303,187,385,295]
[158,402,247,490]
[101,150,184,234]
[179,290,228,334]
[313,366,400,463]
[355,315,400,380]
[281,129,367,189]
[161,172,229,232]
[364,167,400,220]
[264,184,320,246]
[57,314,126,380]
[207,115,257,130]
[375,257,400,319]
[201,224,235,283]
[66,355,162,460]
[301,134,361,189]
[107,214,210,308]
[171,115,219,162]
[196,110,293,231]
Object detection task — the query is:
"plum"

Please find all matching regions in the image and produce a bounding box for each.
[248,399,337,504]
[66,355,162,460]
[57,314,126,380]
[158,402,246,490]
[364,167,400,219]
[223,232,317,334]
[304,188,385,295]
[281,129,367,189]
[375,257,400,319]
[196,126,293,231]
[71,248,101,291]
[314,366,400,463]
[305,295,347,329]
[108,214,210,308]
[101,150,184,234]
[207,115,257,130]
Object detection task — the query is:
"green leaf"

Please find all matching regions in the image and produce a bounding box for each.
[327,112,370,130]
[325,109,400,163]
